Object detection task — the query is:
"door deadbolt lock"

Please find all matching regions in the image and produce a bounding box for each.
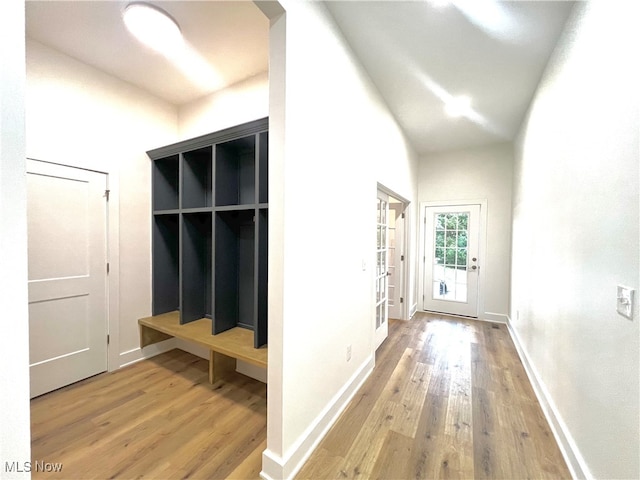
[472,257,477,262]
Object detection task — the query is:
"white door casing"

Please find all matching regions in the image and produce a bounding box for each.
[388,202,404,320]
[421,203,481,317]
[27,160,108,398]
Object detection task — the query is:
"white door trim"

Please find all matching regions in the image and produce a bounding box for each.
[27,158,119,372]
[418,200,488,319]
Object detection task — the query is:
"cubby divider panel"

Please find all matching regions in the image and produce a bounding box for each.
[153,155,179,211]
[258,132,269,205]
[215,136,256,206]
[181,212,212,324]
[182,147,213,208]
[255,209,268,348]
[214,210,255,333]
[152,214,179,315]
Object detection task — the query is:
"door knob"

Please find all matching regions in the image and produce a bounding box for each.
[471,265,477,270]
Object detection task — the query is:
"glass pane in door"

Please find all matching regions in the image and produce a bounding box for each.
[432,212,469,302]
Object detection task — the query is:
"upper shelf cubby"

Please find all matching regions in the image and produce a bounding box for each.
[182,146,213,209]
[215,136,256,207]
[153,154,179,211]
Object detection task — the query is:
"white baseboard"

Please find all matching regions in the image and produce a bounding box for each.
[118,338,176,368]
[481,311,509,323]
[410,302,418,318]
[175,338,209,359]
[260,354,375,480]
[505,317,591,480]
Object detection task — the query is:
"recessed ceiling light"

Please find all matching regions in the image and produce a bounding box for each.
[123,2,183,54]
[444,95,472,117]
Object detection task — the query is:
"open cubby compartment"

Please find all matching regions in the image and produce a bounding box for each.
[255,209,268,348]
[214,210,256,334]
[182,146,213,209]
[258,132,269,205]
[153,155,179,211]
[181,212,212,324]
[215,135,256,207]
[152,214,180,315]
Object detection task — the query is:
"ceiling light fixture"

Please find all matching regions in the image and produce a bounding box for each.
[428,0,451,8]
[123,2,183,54]
[444,95,472,118]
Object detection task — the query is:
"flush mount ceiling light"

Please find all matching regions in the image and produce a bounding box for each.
[123,2,183,53]
[428,0,450,8]
[444,95,472,118]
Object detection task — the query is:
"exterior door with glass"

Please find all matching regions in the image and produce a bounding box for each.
[375,191,390,349]
[422,204,480,317]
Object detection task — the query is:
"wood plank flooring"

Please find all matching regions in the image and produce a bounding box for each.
[297,313,571,479]
[30,349,267,479]
[32,313,570,479]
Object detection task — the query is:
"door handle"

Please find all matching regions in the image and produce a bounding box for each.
[471,265,477,270]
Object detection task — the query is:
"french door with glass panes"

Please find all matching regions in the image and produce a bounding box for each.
[422,204,480,317]
[375,191,390,349]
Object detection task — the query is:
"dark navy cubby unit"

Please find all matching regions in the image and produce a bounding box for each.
[148,118,268,348]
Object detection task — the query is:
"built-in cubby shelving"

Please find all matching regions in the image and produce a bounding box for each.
[148,118,268,348]
[153,155,179,211]
[216,136,256,207]
[182,146,213,209]
[152,214,179,315]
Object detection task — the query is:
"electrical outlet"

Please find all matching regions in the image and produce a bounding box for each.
[617,285,635,320]
[346,344,352,362]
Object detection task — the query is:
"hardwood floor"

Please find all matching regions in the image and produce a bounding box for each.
[30,349,266,479]
[32,313,570,479]
[297,313,571,479]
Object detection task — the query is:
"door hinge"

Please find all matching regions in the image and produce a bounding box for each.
[400,297,404,304]
[107,262,110,274]
[401,212,405,219]
[105,189,110,201]
[107,334,110,345]
[401,254,405,261]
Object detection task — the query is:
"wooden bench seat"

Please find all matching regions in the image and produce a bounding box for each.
[138,311,267,384]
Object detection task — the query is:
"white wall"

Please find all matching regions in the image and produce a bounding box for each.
[178,72,269,140]
[511,2,639,479]
[418,143,513,320]
[262,2,418,478]
[0,1,31,477]
[25,39,177,366]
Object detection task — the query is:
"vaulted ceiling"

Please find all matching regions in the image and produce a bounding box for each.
[25,1,575,154]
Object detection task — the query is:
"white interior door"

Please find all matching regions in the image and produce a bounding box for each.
[375,190,389,349]
[422,204,480,317]
[27,160,108,398]
[388,202,404,320]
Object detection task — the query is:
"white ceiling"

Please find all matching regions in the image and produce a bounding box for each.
[25,1,575,154]
[26,1,270,105]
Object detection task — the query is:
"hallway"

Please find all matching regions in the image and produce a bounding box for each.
[298,313,570,479]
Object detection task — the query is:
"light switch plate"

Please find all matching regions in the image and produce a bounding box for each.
[617,285,634,320]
